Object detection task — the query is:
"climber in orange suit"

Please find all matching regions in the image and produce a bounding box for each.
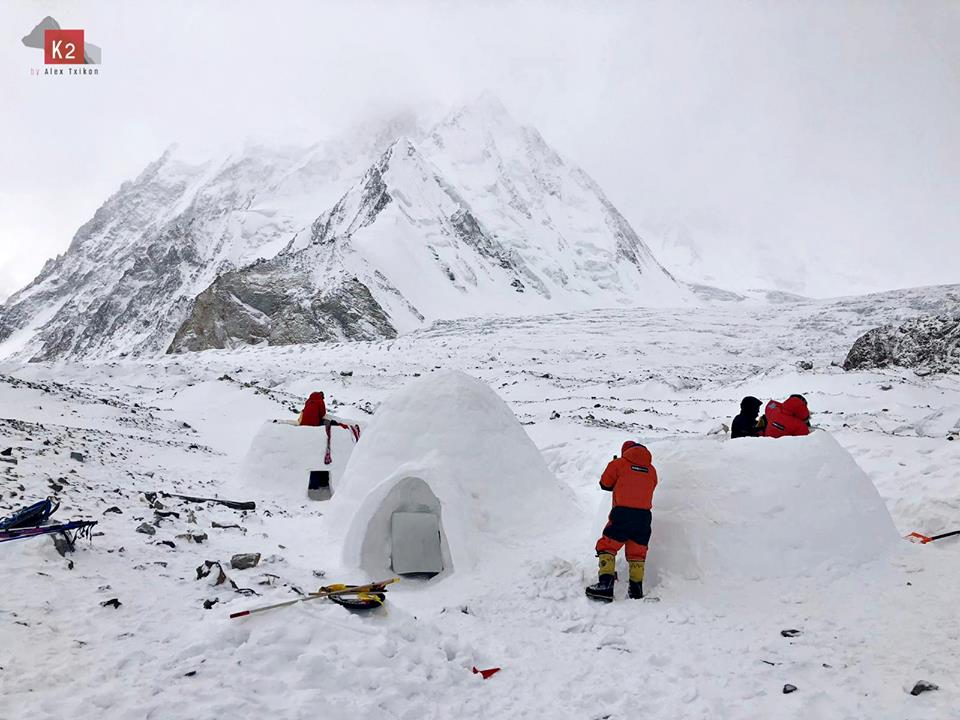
[586,441,658,601]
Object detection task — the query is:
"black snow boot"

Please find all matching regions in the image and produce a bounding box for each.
[628,580,643,599]
[586,573,615,602]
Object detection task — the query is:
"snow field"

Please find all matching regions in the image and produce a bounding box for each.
[1,299,958,719]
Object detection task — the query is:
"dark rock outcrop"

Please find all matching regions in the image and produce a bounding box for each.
[843,315,960,374]
[168,268,396,353]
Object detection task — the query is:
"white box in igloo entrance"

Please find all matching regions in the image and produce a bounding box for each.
[390,512,444,575]
[333,370,579,579]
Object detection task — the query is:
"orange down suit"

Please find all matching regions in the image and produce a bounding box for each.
[298,392,326,426]
[595,442,658,562]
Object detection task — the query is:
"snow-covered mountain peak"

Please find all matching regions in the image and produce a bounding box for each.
[439,92,518,133]
[2,99,690,361]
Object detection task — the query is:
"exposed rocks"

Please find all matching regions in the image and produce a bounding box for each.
[843,314,960,374]
[197,560,230,585]
[211,521,245,532]
[783,684,798,694]
[176,531,208,544]
[780,629,802,638]
[100,598,122,609]
[196,560,257,595]
[797,360,814,371]
[167,269,398,353]
[231,553,261,570]
[70,451,84,462]
[135,522,156,536]
[910,681,939,696]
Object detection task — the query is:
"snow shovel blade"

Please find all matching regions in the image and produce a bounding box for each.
[906,529,960,544]
[230,578,398,619]
[311,578,399,598]
[327,591,385,611]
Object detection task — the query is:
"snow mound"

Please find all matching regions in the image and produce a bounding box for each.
[334,370,579,577]
[240,421,360,504]
[642,432,899,584]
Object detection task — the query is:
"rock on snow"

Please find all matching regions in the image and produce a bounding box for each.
[843,313,960,374]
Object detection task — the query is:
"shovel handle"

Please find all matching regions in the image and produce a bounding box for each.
[907,529,960,544]
[929,529,960,542]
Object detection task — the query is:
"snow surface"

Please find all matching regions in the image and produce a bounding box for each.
[1,292,959,719]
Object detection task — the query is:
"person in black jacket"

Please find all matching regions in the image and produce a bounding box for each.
[731,396,763,439]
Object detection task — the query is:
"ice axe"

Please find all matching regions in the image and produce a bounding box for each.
[906,529,960,545]
[229,578,398,619]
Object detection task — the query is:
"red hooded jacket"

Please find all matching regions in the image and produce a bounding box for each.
[298,392,326,426]
[599,442,659,510]
[763,397,810,438]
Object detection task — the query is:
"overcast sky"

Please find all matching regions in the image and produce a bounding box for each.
[1,0,957,300]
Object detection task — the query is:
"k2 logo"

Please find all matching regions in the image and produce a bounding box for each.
[22,16,101,65]
[44,29,85,65]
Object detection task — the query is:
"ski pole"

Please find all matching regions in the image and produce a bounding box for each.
[229,578,398,619]
[0,520,97,544]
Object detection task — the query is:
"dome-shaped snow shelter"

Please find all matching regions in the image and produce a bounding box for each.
[241,421,360,504]
[633,431,899,586]
[334,371,579,578]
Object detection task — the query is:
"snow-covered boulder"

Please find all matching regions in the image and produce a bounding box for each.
[333,370,579,577]
[240,420,360,504]
[843,314,960,374]
[640,432,898,584]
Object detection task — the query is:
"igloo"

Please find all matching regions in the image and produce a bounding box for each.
[332,371,580,578]
[241,420,361,504]
[633,431,899,585]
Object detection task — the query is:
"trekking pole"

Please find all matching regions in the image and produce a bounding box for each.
[906,529,960,544]
[229,578,398,619]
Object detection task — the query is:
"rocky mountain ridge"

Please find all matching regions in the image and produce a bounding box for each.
[2,98,688,360]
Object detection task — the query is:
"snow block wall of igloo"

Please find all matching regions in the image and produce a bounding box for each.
[634,431,899,585]
[240,421,360,504]
[333,370,579,578]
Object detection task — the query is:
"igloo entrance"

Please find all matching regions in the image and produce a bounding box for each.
[357,476,450,578]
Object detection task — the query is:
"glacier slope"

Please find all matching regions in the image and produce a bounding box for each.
[1,288,959,719]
